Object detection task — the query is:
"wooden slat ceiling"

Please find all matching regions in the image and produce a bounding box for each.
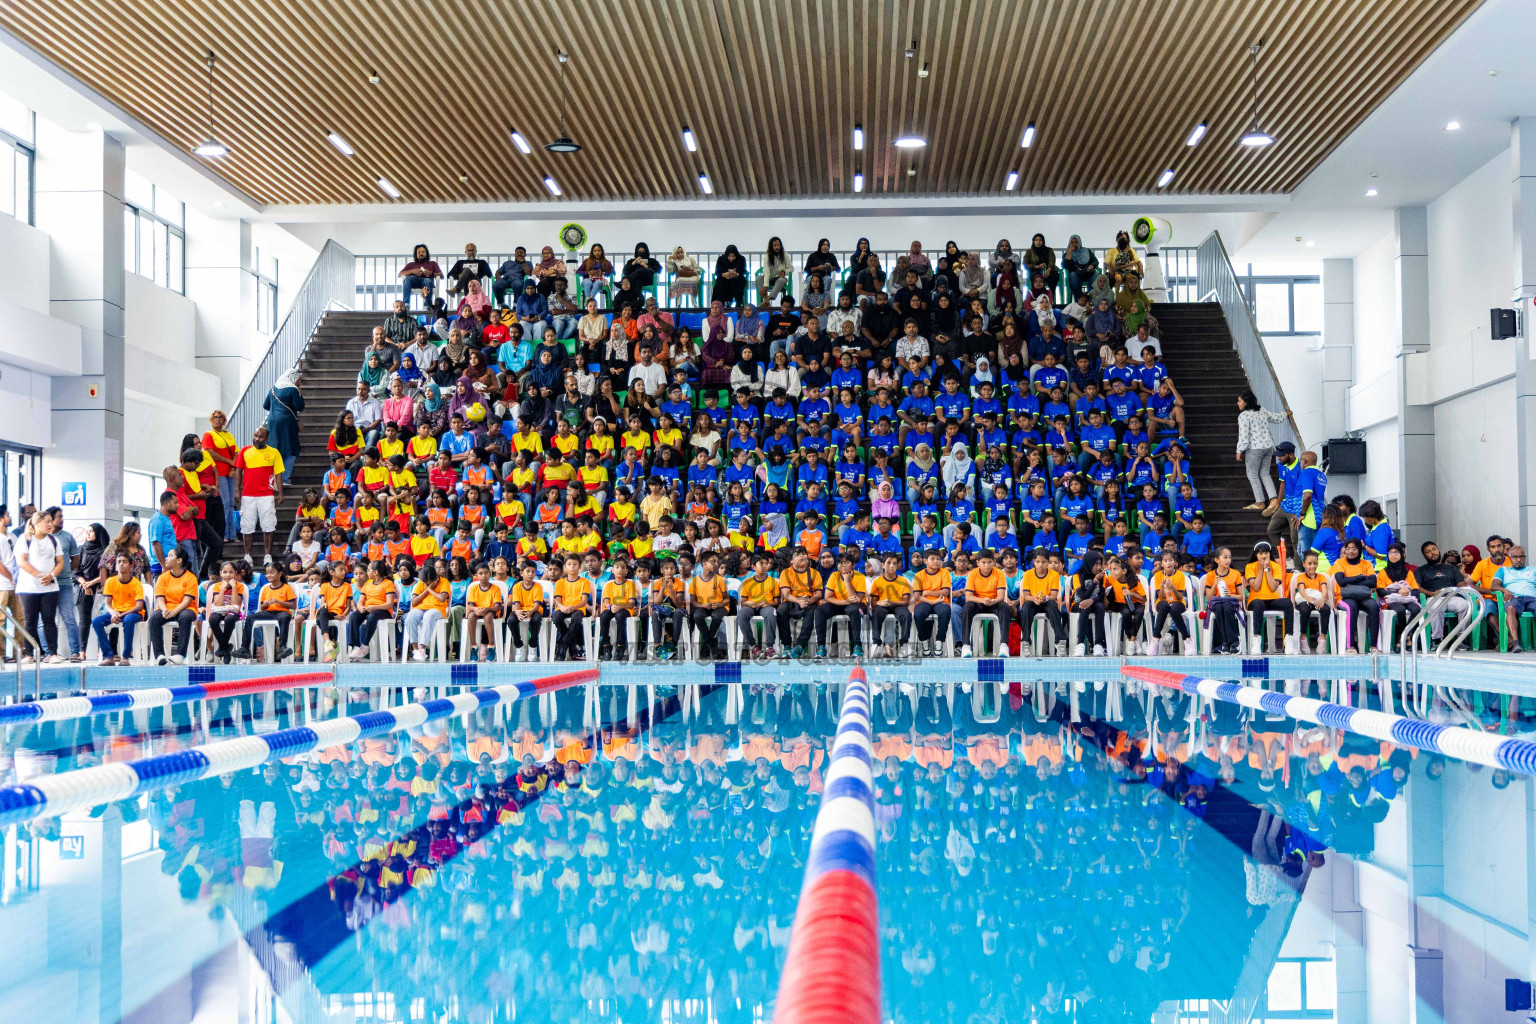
[1,0,1485,206]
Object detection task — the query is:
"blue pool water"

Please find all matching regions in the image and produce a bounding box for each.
[0,664,1532,1023]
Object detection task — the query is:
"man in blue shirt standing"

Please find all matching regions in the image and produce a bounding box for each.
[1295,450,1327,556]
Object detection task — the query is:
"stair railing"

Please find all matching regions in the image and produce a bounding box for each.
[229,241,357,445]
[1193,231,1302,449]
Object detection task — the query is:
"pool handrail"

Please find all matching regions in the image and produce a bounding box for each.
[772,667,881,1024]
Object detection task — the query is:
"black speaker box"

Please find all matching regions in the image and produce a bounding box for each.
[1324,438,1367,475]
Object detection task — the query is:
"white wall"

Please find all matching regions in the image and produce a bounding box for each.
[1433,382,1516,547]
[1264,335,1326,448]
[1351,232,1398,415]
[122,272,221,474]
[0,359,53,448]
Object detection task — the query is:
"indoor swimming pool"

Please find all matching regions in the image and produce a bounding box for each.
[0,659,1532,1024]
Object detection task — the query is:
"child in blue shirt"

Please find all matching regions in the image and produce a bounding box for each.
[1172,482,1203,539]
[1063,515,1095,574]
[1180,514,1213,560]
[911,513,945,567]
[839,511,875,556]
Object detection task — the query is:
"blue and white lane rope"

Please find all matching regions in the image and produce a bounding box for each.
[773,667,881,1024]
[0,668,597,826]
[0,671,334,726]
[1125,666,1536,775]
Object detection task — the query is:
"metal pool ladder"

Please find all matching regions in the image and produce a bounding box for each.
[0,615,42,702]
[1398,585,1484,692]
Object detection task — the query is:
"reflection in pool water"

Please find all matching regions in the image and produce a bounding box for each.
[0,676,1529,1023]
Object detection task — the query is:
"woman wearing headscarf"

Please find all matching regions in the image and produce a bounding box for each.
[905,443,939,498]
[1115,273,1153,334]
[622,243,661,289]
[666,246,702,305]
[1022,233,1059,293]
[414,381,446,434]
[804,238,840,293]
[612,278,645,319]
[734,303,764,349]
[457,278,491,319]
[605,322,631,366]
[942,442,975,497]
[447,376,479,421]
[712,245,748,306]
[1087,272,1115,309]
[1087,298,1120,351]
[757,236,792,304]
[262,368,304,482]
[1105,230,1144,286]
[990,239,1017,278]
[871,480,900,521]
[969,356,995,393]
[74,522,110,635]
[730,345,764,397]
[847,237,873,276]
[905,241,932,284]
[533,245,568,296]
[1062,235,1099,297]
[394,353,425,395]
[701,301,736,386]
[527,347,565,397]
[429,355,458,389]
[955,250,988,304]
[358,351,388,397]
[440,328,471,371]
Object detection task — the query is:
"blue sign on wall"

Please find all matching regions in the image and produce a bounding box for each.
[62,483,87,507]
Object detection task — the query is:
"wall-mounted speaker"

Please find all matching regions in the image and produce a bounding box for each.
[1324,438,1367,475]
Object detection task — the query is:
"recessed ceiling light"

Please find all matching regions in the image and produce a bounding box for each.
[682,126,697,152]
[1185,122,1207,147]
[543,176,561,196]
[212,201,224,208]
[85,120,101,131]
[1004,169,1018,191]
[853,124,864,151]
[1020,123,1036,148]
[376,176,400,199]
[509,130,531,154]
[853,171,864,193]
[1156,168,1175,188]
[1445,120,1461,131]
[697,172,712,194]
[1365,188,1378,196]
[326,132,354,156]
[893,135,927,149]
[1305,240,1315,247]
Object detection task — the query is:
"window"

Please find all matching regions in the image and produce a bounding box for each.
[123,177,185,293]
[1241,264,1322,337]
[254,246,279,334]
[0,94,35,224]
[122,468,160,515]
[0,444,40,517]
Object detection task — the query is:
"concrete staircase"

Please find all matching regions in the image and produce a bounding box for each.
[1156,302,1278,556]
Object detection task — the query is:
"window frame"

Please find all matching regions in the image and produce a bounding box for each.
[0,115,36,225]
[122,183,186,294]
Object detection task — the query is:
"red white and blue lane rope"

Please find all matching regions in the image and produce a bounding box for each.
[1124,666,1536,775]
[0,671,336,726]
[0,668,597,826]
[773,667,880,1024]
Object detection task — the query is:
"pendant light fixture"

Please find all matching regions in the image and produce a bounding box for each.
[1239,41,1274,147]
[192,51,231,158]
[545,51,582,153]
[892,38,927,149]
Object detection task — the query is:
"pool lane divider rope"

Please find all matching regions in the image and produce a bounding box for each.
[0,671,337,726]
[0,668,598,826]
[1124,666,1536,775]
[773,666,880,1024]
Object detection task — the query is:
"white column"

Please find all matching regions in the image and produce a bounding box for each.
[1321,258,1354,445]
[183,210,254,412]
[1394,207,1436,552]
[1330,858,1367,1024]
[1511,118,1536,549]
[1405,773,1445,1024]
[33,125,125,533]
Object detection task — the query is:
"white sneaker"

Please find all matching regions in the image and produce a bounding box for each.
[1092,644,1106,656]
[1054,642,1067,657]
[1161,635,1175,655]
[1019,642,1031,657]
[1249,636,1263,655]
[960,644,973,658]
[1283,636,1296,655]
[412,649,427,662]
[1183,639,1197,656]
[169,654,184,665]
[1144,640,1158,657]
[998,646,1009,659]
[1073,643,1086,657]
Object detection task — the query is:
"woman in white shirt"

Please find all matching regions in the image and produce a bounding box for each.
[764,349,802,399]
[666,247,702,305]
[16,511,62,663]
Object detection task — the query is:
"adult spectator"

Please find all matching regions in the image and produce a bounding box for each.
[75,522,110,638]
[401,326,437,374]
[397,244,442,307]
[173,449,222,576]
[627,345,668,396]
[636,296,674,339]
[666,246,702,305]
[15,510,62,663]
[854,254,887,307]
[514,280,550,342]
[0,505,19,656]
[10,502,34,537]
[45,506,83,661]
[1022,233,1059,293]
[262,370,304,484]
[758,236,792,303]
[362,330,400,382]
[861,291,901,362]
[623,243,662,290]
[533,246,568,296]
[1235,390,1288,515]
[548,279,580,339]
[1104,230,1143,285]
[577,244,615,306]
[444,243,493,301]
[492,247,532,306]
[1061,235,1099,296]
[1115,273,1153,335]
[202,409,240,540]
[382,300,417,346]
[1495,546,1536,653]
[148,545,198,665]
[235,426,286,565]
[347,380,384,446]
[803,239,840,294]
[765,297,801,360]
[712,246,748,307]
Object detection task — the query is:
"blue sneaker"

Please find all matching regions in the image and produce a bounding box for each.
[790,645,805,659]
[815,645,827,660]
[851,644,864,659]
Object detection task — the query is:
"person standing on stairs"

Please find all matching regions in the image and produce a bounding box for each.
[1235,390,1287,516]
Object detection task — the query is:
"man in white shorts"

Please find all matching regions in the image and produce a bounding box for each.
[234,425,285,565]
